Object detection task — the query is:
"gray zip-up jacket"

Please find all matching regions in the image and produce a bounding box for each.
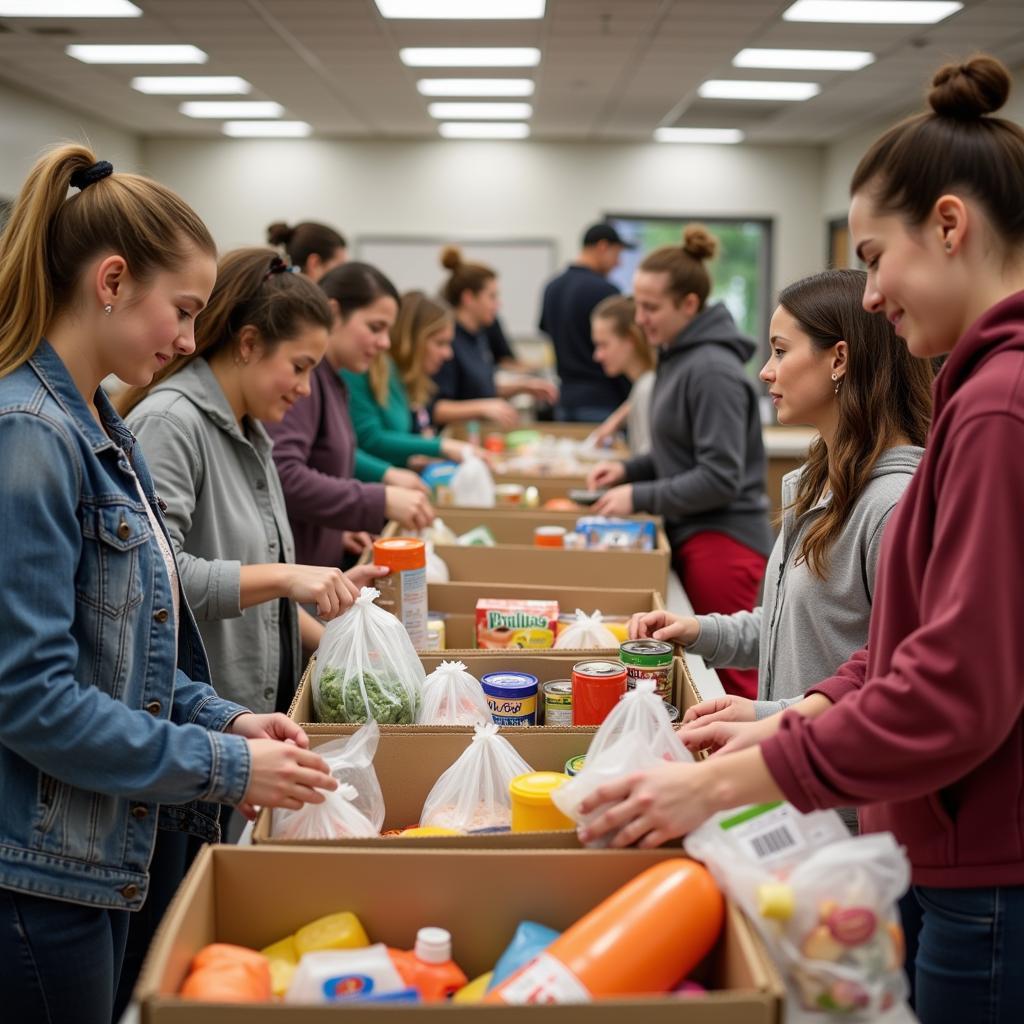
[687,445,924,718]
[127,358,301,713]
[623,304,773,556]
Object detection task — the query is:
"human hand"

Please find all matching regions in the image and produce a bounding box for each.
[384,486,435,530]
[628,610,700,644]
[525,378,559,404]
[345,563,389,590]
[681,694,757,727]
[227,712,310,747]
[341,530,373,556]
[282,564,359,619]
[592,483,633,516]
[480,398,519,430]
[680,716,777,758]
[577,760,714,848]
[383,466,430,495]
[587,460,626,491]
[242,739,337,812]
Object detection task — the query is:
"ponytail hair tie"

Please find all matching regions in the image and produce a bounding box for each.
[263,255,291,281]
[70,160,113,191]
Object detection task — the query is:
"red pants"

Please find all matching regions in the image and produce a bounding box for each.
[674,531,767,700]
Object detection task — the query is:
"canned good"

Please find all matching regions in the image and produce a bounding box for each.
[480,671,539,726]
[619,639,674,702]
[565,755,586,777]
[534,525,566,548]
[572,659,627,726]
[509,772,574,832]
[543,679,573,726]
[663,701,680,724]
[495,483,525,506]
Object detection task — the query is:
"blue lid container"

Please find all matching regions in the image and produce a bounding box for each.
[480,671,539,698]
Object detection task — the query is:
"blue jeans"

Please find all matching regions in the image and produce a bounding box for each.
[901,884,1024,1024]
[0,885,129,1024]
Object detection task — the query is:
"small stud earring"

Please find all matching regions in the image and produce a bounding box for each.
[945,241,953,252]
[103,304,113,315]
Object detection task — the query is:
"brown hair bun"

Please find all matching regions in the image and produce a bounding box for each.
[266,221,295,246]
[929,55,1010,120]
[681,224,717,262]
[440,244,463,271]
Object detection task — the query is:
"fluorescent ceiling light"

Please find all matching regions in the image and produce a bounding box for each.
[132,76,251,95]
[0,0,140,13]
[428,101,532,119]
[66,44,207,64]
[377,0,544,16]
[734,48,874,70]
[417,78,534,96]
[181,101,283,118]
[783,1,962,24]
[654,127,744,144]
[222,120,311,137]
[699,79,820,101]
[400,47,540,67]
[438,121,530,139]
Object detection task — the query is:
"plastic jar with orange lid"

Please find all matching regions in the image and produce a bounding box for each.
[372,537,428,651]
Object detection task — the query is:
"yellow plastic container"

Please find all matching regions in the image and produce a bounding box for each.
[454,972,494,1004]
[293,911,370,958]
[509,772,575,832]
[401,826,460,837]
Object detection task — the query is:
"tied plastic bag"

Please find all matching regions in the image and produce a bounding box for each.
[420,723,532,832]
[424,517,458,546]
[417,660,492,726]
[685,805,912,1021]
[312,587,423,724]
[553,609,618,649]
[425,541,450,583]
[450,452,496,507]
[272,723,386,838]
[552,679,691,846]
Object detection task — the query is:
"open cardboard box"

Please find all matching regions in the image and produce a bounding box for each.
[135,845,784,1023]
[426,580,663,649]
[444,420,621,445]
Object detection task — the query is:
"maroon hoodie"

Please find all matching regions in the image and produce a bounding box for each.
[761,289,1024,888]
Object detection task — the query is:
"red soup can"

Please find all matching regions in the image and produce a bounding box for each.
[572,659,628,726]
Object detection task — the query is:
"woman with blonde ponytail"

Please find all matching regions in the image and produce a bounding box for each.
[0,146,336,1023]
[589,224,773,699]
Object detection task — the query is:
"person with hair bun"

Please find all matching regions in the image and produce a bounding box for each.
[0,148,336,1022]
[267,220,347,281]
[579,55,1024,1022]
[589,224,772,699]
[432,244,558,429]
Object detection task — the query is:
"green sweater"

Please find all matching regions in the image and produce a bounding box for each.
[343,360,444,477]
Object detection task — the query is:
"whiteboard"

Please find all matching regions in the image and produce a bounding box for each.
[355,236,557,339]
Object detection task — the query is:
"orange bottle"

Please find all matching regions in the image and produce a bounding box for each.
[389,927,468,1002]
[485,859,723,1004]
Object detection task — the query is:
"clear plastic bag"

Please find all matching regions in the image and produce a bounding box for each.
[312,587,423,724]
[417,660,492,726]
[450,452,496,507]
[553,609,618,649]
[272,723,386,838]
[424,517,458,546]
[424,541,450,583]
[420,722,532,832]
[685,804,912,1021]
[552,679,691,846]
[272,783,379,841]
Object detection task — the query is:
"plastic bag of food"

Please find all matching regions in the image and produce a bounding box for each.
[425,541,450,583]
[450,452,496,507]
[420,723,532,832]
[552,679,691,846]
[312,588,423,724]
[553,608,618,649]
[272,723,385,837]
[424,517,459,546]
[685,805,911,1022]
[417,660,492,726]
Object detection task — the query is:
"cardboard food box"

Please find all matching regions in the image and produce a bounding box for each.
[427,581,663,650]
[475,598,560,649]
[135,845,784,1023]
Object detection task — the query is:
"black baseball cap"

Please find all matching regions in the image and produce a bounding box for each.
[582,222,636,249]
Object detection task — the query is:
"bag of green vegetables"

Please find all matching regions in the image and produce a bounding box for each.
[312,587,423,724]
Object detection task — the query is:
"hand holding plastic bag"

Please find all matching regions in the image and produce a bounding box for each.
[420,723,532,832]
[685,804,912,1021]
[417,660,492,726]
[553,608,618,649]
[272,783,379,841]
[552,679,691,846]
[450,452,496,507]
[312,588,423,724]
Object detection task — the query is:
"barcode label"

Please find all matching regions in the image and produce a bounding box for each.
[722,803,807,867]
[749,824,799,859]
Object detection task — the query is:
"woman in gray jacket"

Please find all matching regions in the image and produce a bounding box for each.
[631,269,933,736]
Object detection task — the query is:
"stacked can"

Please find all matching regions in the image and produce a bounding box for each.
[619,640,673,702]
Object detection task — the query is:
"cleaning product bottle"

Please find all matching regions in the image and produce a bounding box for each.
[485,859,724,1004]
[389,927,468,1002]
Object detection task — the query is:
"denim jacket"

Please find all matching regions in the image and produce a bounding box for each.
[0,342,252,911]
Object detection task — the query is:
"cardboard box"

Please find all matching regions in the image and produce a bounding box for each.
[427,581,663,650]
[444,420,617,444]
[135,845,783,1023]
[431,508,666,546]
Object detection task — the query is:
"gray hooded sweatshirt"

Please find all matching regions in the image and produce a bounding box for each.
[624,303,773,556]
[687,445,924,718]
[127,358,301,714]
